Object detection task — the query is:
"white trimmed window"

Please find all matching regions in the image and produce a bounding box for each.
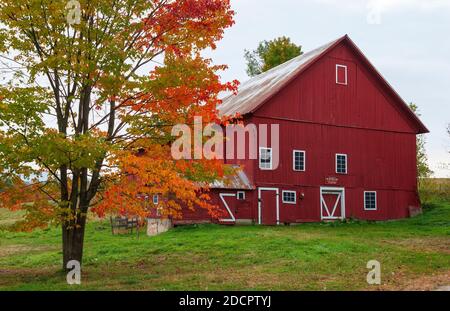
[259,147,273,170]
[336,64,348,85]
[282,191,297,204]
[336,154,348,174]
[364,192,377,211]
[153,194,159,205]
[237,191,245,200]
[293,150,306,172]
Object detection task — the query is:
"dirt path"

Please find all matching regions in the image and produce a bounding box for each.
[383,271,450,291]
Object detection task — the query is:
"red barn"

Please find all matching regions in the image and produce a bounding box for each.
[171,35,428,226]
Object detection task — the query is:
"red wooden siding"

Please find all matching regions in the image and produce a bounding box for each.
[169,37,423,225]
[255,43,417,134]
[250,118,417,191]
[174,189,254,225]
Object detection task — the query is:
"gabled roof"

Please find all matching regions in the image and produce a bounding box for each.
[219,35,429,134]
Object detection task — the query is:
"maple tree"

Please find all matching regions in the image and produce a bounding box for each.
[0,0,237,269]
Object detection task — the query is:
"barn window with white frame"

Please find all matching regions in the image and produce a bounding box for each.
[282,191,297,204]
[259,147,273,170]
[364,192,377,210]
[293,150,306,171]
[336,154,348,174]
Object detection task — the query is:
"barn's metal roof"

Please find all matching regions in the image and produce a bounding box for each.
[209,165,254,190]
[218,37,342,117]
[218,35,429,134]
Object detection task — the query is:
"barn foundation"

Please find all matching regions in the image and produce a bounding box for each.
[147,219,173,236]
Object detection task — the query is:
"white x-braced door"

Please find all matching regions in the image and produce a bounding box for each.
[320,187,345,220]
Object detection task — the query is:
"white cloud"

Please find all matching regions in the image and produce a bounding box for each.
[311,0,450,24]
[313,0,450,12]
[368,0,450,12]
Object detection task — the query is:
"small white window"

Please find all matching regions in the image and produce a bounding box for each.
[336,154,348,174]
[336,64,348,85]
[237,191,245,200]
[282,191,297,204]
[259,147,273,170]
[153,195,159,205]
[293,150,306,172]
[364,192,377,211]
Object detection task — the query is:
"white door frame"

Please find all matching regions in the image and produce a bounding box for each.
[258,188,280,225]
[320,187,346,220]
[219,193,236,222]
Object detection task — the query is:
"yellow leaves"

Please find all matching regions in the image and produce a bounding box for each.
[0,0,237,229]
[26,130,111,171]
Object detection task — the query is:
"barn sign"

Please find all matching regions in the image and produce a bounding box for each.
[325,177,339,185]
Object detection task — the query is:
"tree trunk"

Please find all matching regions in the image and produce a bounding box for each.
[62,215,87,271]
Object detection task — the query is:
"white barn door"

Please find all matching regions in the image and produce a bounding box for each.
[320,187,345,220]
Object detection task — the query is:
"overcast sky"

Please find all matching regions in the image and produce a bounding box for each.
[207,0,450,177]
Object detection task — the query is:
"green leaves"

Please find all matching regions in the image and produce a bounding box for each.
[0,86,51,178]
[409,103,433,178]
[244,36,303,77]
[0,0,236,237]
[0,86,50,133]
[28,131,110,170]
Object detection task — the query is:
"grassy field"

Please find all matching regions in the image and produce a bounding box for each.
[0,201,449,291]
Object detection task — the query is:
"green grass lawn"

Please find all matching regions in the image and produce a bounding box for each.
[0,201,449,291]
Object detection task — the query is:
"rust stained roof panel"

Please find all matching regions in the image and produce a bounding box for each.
[209,166,254,190]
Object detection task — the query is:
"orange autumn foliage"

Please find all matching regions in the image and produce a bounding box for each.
[0,0,237,233]
[91,1,239,221]
[94,56,239,220]
[93,145,227,220]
